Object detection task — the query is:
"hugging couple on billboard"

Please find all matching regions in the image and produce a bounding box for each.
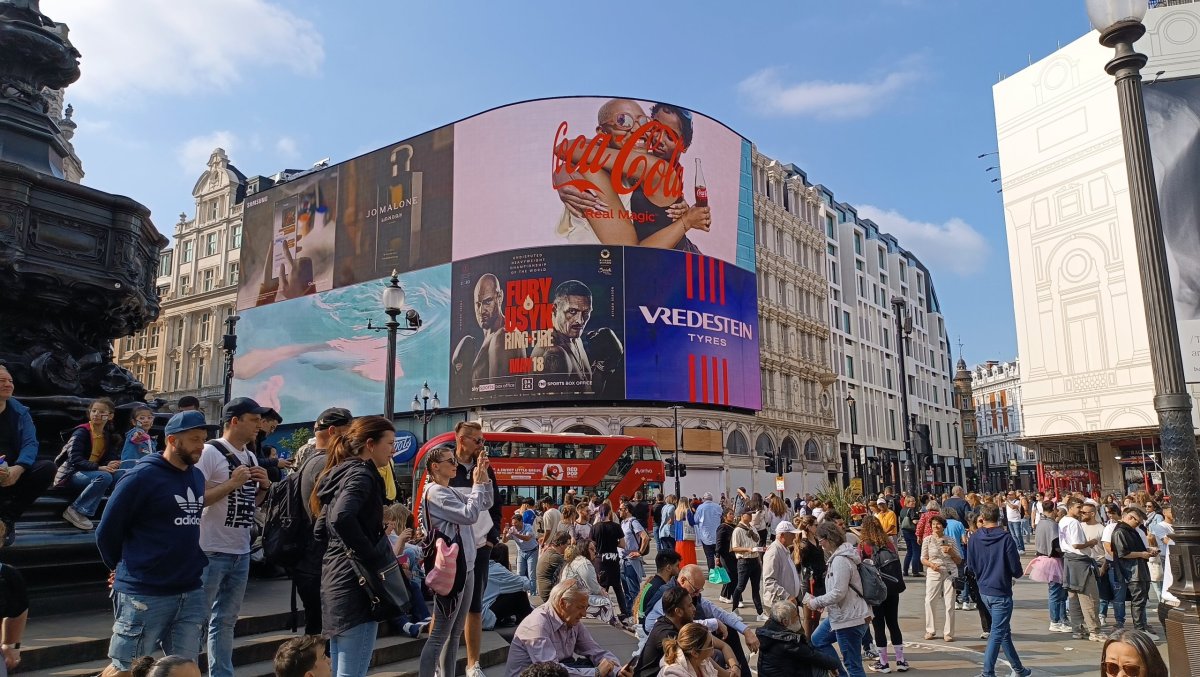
[553,98,712,253]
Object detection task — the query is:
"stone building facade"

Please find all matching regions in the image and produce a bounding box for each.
[971,360,1030,491]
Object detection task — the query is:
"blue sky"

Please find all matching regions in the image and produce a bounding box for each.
[46,0,1102,365]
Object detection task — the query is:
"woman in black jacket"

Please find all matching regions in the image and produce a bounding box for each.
[715,508,738,602]
[61,397,123,531]
[312,416,396,677]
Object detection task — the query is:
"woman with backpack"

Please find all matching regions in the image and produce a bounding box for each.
[859,515,907,673]
[417,440,494,677]
[804,520,872,677]
[311,416,396,677]
[898,496,922,578]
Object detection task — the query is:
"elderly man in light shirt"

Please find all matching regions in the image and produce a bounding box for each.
[505,578,622,677]
[762,521,803,608]
[694,492,723,570]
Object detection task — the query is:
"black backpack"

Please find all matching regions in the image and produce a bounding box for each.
[261,466,312,570]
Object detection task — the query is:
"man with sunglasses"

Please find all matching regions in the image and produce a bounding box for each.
[448,420,502,677]
[1111,507,1159,640]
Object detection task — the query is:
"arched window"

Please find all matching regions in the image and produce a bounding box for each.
[727,430,749,456]
[781,436,799,461]
[804,438,821,461]
[563,424,601,435]
[755,433,775,458]
[502,426,532,433]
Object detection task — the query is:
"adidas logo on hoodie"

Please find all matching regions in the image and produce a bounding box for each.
[174,487,203,526]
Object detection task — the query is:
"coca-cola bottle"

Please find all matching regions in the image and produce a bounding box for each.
[694,158,708,208]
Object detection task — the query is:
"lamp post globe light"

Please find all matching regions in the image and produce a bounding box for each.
[376,270,422,424]
[411,381,440,444]
[1085,0,1200,665]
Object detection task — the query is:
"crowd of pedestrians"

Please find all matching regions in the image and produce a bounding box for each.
[0,367,1179,676]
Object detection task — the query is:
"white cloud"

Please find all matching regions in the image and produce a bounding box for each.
[856,205,990,277]
[737,67,922,119]
[178,130,237,173]
[47,0,324,103]
[275,136,300,159]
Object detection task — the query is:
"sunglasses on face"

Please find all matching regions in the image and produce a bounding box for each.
[1103,661,1140,676]
[605,112,650,130]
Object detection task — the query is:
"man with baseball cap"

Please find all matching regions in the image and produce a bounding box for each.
[96,411,210,677]
[763,521,803,608]
[291,406,354,635]
[197,397,273,677]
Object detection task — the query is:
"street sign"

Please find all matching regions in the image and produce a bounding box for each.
[1151,471,1163,485]
[925,469,934,481]
[775,476,785,492]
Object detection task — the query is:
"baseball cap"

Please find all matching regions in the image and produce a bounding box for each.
[165,410,207,435]
[315,407,353,430]
[222,397,270,422]
[775,521,801,535]
[877,498,887,505]
[262,408,283,423]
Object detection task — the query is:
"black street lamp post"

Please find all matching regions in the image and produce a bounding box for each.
[221,314,240,405]
[411,381,440,444]
[846,393,856,490]
[370,270,422,423]
[891,297,917,496]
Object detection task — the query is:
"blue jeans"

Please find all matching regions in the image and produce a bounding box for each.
[107,588,207,671]
[623,558,646,612]
[811,618,868,677]
[69,469,118,517]
[517,547,539,594]
[1103,566,1128,627]
[901,530,922,575]
[202,552,250,677]
[1007,522,1026,552]
[330,620,378,677]
[981,594,1029,677]
[1048,582,1068,624]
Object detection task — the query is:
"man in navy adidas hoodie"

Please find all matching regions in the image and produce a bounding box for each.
[95,411,209,677]
[966,503,1031,677]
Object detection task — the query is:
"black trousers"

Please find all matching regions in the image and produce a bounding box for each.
[702,543,717,569]
[489,591,533,626]
[872,593,903,647]
[0,460,53,523]
[293,571,322,635]
[732,558,763,615]
[720,552,739,599]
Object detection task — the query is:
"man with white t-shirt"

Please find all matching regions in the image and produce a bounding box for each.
[1059,497,1103,641]
[1005,493,1026,554]
[197,398,272,677]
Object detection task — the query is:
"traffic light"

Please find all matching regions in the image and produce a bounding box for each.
[765,453,777,474]
[678,463,687,478]
[664,458,676,477]
[785,456,794,473]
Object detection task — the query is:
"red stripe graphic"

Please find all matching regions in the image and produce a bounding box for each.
[709,257,716,303]
[701,356,709,403]
[688,355,697,402]
[719,261,726,305]
[685,253,693,300]
[698,254,706,301]
[722,359,730,405]
[711,355,719,404]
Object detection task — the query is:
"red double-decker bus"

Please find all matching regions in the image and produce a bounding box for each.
[411,431,664,524]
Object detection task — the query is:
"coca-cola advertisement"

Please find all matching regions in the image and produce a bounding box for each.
[448,245,626,407]
[452,97,751,269]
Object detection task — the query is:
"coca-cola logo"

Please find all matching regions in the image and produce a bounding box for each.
[553,120,684,200]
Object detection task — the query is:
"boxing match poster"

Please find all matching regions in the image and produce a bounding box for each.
[449,246,625,407]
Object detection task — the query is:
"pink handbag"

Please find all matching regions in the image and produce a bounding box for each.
[424,537,461,596]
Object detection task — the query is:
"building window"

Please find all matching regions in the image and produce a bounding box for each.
[196,357,206,387]
[853,231,863,255]
[228,262,239,285]
[825,215,835,238]
[878,247,886,269]
[209,199,220,221]
[842,310,851,334]
[149,324,160,349]
[804,439,821,461]
[158,251,173,277]
[124,336,134,351]
[230,224,242,249]
[199,313,211,342]
[727,430,750,456]
[172,361,182,390]
[137,330,146,350]
[201,268,215,292]
[175,318,185,347]
[181,240,194,263]
[845,355,855,378]
[204,232,218,257]
[146,363,156,390]
[180,275,190,294]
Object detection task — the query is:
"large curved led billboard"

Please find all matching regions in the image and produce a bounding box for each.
[232,97,759,419]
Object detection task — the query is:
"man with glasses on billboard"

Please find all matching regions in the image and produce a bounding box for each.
[448,421,502,677]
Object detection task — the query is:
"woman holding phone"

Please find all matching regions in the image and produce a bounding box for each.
[920,515,961,642]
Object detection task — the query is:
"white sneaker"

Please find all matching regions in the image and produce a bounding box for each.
[756,613,769,622]
[1049,623,1072,633]
[718,596,732,604]
[466,664,486,677]
[953,602,962,610]
[63,506,93,531]
[736,602,744,609]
